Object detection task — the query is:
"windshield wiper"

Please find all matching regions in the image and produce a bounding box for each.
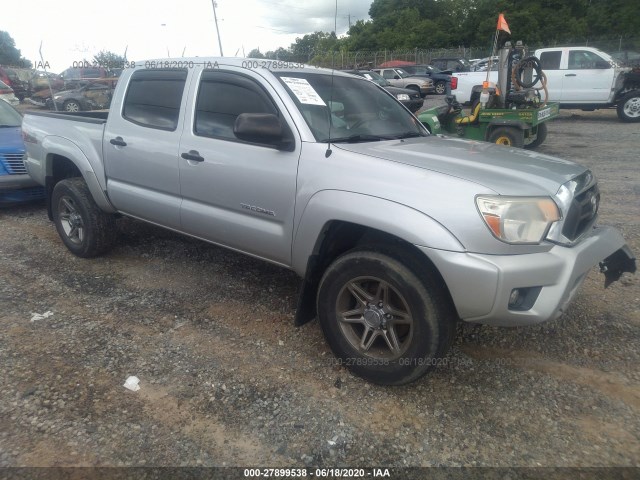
[324,134,394,143]
[391,132,424,139]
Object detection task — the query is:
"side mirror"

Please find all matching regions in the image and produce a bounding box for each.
[393,75,400,80]
[234,113,292,150]
[595,60,611,69]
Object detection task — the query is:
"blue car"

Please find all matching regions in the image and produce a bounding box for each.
[0,100,45,204]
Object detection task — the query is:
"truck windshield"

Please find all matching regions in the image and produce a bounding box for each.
[275,72,427,143]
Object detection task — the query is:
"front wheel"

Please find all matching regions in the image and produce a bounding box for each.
[488,126,524,148]
[52,178,117,257]
[524,122,548,149]
[317,250,456,385]
[435,81,447,95]
[617,91,640,122]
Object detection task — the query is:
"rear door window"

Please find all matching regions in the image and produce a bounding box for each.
[540,51,562,70]
[123,69,188,131]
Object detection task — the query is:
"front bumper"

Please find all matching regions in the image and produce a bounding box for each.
[419,85,435,95]
[419,225,635,327]
[402,99,425,113]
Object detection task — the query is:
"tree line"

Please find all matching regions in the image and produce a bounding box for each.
[249,0,640,61]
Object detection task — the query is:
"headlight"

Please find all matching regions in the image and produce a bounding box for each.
[476,196,560,244]
[53,95,61,100]
[396,94,410,101]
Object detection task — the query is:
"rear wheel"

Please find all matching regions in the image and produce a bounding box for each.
[435,81,447,95]
[52,178,117,257]
[524,122,548,149]
[617,91,640,122]
[317,250,456,385]
[488,126,524,148]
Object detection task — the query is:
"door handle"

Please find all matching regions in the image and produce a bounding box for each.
[565,74,577,77]
[109,137,127,147]
[181,150,205,162]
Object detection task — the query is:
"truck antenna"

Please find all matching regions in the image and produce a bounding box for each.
[325,0,338,158]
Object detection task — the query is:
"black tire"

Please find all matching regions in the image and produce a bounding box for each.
[51,177,117,258]
[63,100,81,112]
[524,122,548,149]
[317,250,456,385]
[616,91,640,123]
[487,126,524,148]
[406,85,423,97]
[435,80,447,95]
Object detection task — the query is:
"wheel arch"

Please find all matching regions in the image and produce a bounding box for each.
[42,137,116,219]
[291,191,464,326]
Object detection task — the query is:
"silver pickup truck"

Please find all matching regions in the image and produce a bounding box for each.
[23,58,635,385]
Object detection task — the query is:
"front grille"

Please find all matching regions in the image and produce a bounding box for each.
[0,153,27,174]
[561,184,600,241]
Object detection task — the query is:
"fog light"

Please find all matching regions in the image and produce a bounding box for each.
[507,286,543,311]
[508,289,521,307]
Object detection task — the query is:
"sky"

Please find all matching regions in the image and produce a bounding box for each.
[1,0,372,73]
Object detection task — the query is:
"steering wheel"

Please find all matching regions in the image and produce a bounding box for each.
[349,112,383,131]
[514,56,543,89]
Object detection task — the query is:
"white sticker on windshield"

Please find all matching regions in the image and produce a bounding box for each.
[281,77,326,106]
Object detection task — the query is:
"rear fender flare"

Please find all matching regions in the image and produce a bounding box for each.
[42,136,116,213]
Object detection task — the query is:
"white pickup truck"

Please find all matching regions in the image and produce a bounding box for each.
[451,46,640,122]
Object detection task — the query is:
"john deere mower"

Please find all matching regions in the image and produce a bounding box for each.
[418,41,559,149]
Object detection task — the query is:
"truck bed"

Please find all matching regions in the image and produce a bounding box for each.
[24,110,109,124]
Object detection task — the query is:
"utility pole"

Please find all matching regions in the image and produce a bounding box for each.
[211,0,224,56]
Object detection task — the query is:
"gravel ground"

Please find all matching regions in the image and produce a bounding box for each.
[0,99,639,472]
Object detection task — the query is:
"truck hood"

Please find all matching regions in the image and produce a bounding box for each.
[334,135,587,196]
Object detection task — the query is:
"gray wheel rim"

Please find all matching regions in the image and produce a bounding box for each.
[65,102,79,112]
[336,276,414,360]
[58,195,84,245]
[623,97,640,118]
[435,82,446,94]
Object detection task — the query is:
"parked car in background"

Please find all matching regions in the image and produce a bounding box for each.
[29,71,65,93]
[44,79,117,112]
[344,70,424,112]
[535,46,640,122]
[0,100,45,204]
[401,64,451,95]
[372,68,434,96]
[0,81,20,106]
[470,56,499,72]
[59,66,108,89]
[0,66,29,101]
[430,57,472,72]
[610,51,640,67]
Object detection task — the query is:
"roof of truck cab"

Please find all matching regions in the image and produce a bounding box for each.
[130,57,355,77]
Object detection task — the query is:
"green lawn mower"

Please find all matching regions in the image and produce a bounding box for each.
[418,42,559,149]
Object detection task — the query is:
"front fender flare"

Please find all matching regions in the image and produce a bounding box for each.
[291,190,465,276]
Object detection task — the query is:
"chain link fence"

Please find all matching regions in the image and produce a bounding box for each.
[272,35,640,69]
